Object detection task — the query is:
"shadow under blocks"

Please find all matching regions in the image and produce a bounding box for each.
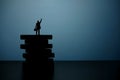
[20,35,55,80]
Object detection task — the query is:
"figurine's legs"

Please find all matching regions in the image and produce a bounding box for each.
[38,30,40,35]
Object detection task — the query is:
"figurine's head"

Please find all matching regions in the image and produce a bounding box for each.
[37,20,39,23]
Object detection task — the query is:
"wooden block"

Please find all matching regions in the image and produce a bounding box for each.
[20,35,52,40]
[25,49,52,53]
[20,44,52,49]
[25,39,48,44]
[23,53,54,59]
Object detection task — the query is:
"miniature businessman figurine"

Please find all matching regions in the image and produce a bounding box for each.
[34,19,42,35]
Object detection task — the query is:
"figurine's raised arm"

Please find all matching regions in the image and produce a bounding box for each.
[40,19,42,23]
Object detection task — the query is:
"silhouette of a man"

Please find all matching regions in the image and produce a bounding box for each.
[34,19,42,35]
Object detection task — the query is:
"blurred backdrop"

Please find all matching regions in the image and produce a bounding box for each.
[0,0,120,60]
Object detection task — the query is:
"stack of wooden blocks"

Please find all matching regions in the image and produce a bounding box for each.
[20,35,54,62]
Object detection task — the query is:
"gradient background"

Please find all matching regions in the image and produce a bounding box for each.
[0,0,120,61]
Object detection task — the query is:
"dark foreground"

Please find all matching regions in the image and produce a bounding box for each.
[0,61,119,80]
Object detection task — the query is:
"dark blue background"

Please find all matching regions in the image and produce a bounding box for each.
[0,0,120,60]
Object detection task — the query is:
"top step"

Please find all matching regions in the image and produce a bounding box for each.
[20,35,52,40]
